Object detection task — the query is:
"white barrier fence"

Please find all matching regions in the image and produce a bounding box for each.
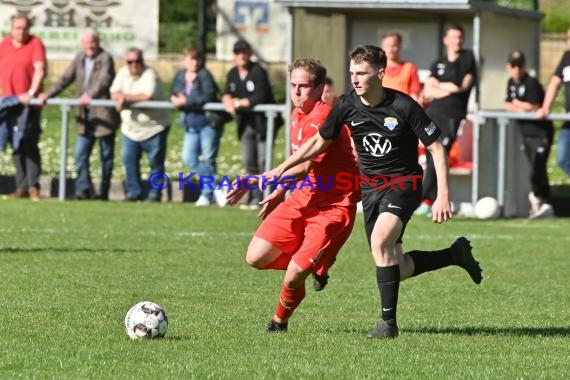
[475,111,570,216]
[35,99,288,201]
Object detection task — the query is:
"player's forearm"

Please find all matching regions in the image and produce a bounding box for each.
[276,134,330,177]
[428,142,450,199]
[29,64,46,95]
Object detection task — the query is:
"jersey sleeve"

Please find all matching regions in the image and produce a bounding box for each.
[319,96,345,140]
[429,59,440,79]
[554,51,570,78]
[31,37,46,64]
[408,99,441,146]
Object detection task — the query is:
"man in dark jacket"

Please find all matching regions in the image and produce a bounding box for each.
[39,29,118,200]
[222,39,277,209]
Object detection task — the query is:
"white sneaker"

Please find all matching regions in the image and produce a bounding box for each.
[528,192,541,214]
[529,203,554,220]
[213,188,228,207]
[195,195,211,207]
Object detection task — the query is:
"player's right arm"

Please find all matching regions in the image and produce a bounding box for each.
[264,132,332,181]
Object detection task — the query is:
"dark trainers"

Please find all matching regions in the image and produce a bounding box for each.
[451,237,483,284]
[266,319,288,333]
[312,272,329,291]
[367,319,399,339]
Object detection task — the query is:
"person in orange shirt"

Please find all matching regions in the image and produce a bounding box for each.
[381,32,421,102]
[226,58,360,333]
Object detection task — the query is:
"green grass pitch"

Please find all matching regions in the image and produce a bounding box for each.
[0,200,569,379]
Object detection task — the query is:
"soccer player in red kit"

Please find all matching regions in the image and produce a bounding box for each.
[227,58,360,332]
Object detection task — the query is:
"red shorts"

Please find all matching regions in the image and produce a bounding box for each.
[255,200,357,273]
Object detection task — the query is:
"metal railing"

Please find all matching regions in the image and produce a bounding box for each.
[475,110,569,212]
[34,99,288,201]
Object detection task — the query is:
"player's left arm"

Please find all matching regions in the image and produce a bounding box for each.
[426,140,453,223]
[28,60,46,96]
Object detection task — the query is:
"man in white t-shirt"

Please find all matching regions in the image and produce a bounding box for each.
[111,47,171,202]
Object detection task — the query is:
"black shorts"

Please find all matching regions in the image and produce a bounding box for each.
[361,176,422,246]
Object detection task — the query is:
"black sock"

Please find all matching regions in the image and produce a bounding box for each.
[377,265,400,321]
[407,248,453,276]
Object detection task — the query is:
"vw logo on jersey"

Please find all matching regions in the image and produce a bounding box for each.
[246,80,255,92]
[384,117,398,131]
[437,63,446,76]
[517,85,526,97]
[363,133,392,157]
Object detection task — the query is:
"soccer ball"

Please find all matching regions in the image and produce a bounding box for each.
[475,197,500,220]
[124,301,168,340]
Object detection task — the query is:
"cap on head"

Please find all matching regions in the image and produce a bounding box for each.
[507,49,525,67]
[233,39,251,53]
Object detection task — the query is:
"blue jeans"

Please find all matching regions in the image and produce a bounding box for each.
[557,125,570,177]
[182,124,221,199]
[75,133,115,199]
[121,128,169,201]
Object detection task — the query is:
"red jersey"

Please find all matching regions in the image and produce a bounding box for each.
[383,61,420,97]
[0,35,46,96]
[289,100,360,207]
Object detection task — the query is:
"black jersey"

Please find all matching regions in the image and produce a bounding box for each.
[553,50,570,112]
[319,88,441,178]
[506,72,544,105]
[427,49,477,119]
[506,72,553,133]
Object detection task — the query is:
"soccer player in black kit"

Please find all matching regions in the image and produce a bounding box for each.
[264,45,483,339]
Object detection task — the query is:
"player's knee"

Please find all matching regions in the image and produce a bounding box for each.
[245,252,265,269]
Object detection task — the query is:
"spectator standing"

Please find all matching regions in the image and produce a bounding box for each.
[420,25,477,215]
[538,27,570,178]
[39,29,118,200]
[380,32,421,101]
[0,14,46,201]
[110,48,171,202]
[505,50,554,219]
[171,46,223,207]
[222,39,277,209]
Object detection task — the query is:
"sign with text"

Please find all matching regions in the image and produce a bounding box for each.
[0,0,158,59]
[216,0,287,63]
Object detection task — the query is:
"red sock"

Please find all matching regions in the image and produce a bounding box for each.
[274,285,306,322]
[263,254,291,270]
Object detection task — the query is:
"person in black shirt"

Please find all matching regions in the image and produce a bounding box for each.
[505,50,554,219]
[420,25,477,215]
[264,45,482,338]
[538,27,570,178]
[222,39,277,209]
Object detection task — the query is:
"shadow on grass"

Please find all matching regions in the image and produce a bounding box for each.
[0,247,142,254]
[405,326,570,337]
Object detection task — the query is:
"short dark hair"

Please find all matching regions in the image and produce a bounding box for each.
[233,39,252,53]
[381,32,402,45]
[349,45,387,70]
[288,58,327,87]
[445,24,464,36]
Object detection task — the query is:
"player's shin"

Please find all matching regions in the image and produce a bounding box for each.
[377,265,400,321]
[274,285,306,323]
[406,248,453,276]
